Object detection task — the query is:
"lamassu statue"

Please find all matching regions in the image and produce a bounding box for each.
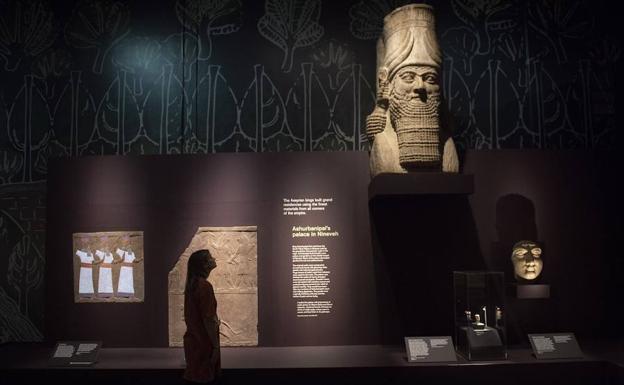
[366,4,459,176]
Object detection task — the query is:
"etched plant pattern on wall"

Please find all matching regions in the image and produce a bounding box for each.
[349,0,412,40]
[65,0,131,74]
[7,234,43,316]
[441,0,605,149]
[175,0,242,60]
[0,0,57,72]
[0,0,618,342]
[449,0,513,56]
[0,204,44,343]
[168,226,257,347]
[527,0,593,64]
[258,0,324,72]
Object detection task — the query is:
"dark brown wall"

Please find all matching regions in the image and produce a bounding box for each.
[371,149,622,344]
[465,150,621,341]
[45,152,379,347]
[45,150,623,347]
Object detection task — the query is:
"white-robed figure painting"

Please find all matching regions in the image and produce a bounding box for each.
[73,231,144,303]
[96,249,115,297]
[76,249,95,297]
[116,248,137,297]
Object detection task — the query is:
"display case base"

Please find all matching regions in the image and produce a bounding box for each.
[457,326,507,361]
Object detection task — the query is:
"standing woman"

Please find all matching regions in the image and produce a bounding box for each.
[184,249,221,383]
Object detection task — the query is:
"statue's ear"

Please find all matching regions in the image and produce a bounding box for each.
[378,67,389,85]
[377,67,390,100]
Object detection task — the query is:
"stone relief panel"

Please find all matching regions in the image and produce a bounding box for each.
[72,231,144,303]
[168,226,258,347]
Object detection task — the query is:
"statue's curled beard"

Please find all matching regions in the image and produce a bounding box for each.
[389,89,441,167]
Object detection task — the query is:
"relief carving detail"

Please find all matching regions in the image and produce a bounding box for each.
[168,226,258,347]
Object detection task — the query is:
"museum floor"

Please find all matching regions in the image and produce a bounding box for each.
[1,341,622,385]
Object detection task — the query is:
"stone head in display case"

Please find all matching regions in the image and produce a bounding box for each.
[511,240,543,281]
[366,4,459,176]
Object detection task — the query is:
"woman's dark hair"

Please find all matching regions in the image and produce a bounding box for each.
[185,249,214,294]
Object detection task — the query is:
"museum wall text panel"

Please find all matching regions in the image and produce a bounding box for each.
[45,152,379,347]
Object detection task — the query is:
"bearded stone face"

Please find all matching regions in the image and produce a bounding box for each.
[388,65,441,168]
[511,241,543,281]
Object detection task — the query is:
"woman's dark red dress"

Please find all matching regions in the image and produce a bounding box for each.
[184,279,221,383]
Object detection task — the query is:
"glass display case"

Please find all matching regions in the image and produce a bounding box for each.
[454,271,507,360]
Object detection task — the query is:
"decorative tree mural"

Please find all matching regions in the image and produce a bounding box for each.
[349,0,411,40]
[175,0,243,60]
[7,75,51,183]
[7,234,43,317]
[258,0,324,72]
[528,0,593,64]
[0,0,57,72]
[65,0,131,74]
